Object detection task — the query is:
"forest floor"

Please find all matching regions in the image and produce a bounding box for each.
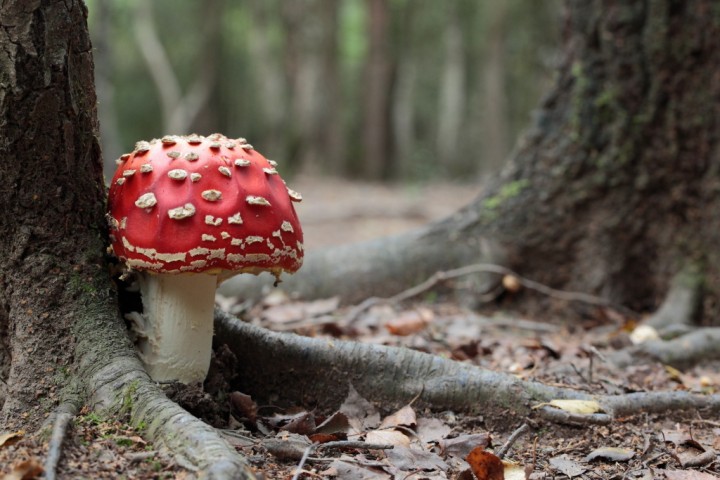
[2,178,720,479]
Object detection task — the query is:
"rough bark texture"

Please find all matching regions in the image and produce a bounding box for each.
[222,1,720,321]
[215,310,720,420]
[0,0,105,427]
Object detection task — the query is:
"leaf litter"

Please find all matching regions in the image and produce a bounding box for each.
[4,287,720,478]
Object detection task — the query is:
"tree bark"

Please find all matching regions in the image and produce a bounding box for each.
[359,0,394,179]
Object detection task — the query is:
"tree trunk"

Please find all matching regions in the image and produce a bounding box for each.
[0,0,105,426]
[221,0,720,319]
[359,0,394,180]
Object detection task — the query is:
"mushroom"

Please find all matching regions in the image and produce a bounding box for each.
[107,133,303,384]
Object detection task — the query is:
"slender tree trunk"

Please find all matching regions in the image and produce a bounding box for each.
[480,1,509,175]
[360,0,394,179]
[437,3,466,171]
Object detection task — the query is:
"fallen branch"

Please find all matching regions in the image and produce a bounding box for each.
[345,263,633,322]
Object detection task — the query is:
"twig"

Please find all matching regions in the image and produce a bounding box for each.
[496,423,530,459]
[44,411,74,480]
[317,440,394,451]
[291,445,313,480]
[346,263,633,322]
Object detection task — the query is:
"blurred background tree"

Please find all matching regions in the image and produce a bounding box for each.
[88,0,561,182]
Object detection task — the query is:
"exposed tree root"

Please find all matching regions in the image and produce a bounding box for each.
[215,310,720,425]
[610,263,709,369]
[69,297,258,479]
[617,328,720,370]
[645,262,703,330]
[218,228,504,304]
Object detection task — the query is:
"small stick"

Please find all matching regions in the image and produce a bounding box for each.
[346,263,633,322]
[44,411,74,480]
[496,423,530,459]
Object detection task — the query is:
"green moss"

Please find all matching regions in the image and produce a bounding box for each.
[119,379,140,415]
[481,179,530,222]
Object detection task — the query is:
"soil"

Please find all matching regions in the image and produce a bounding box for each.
[2,179,719,479]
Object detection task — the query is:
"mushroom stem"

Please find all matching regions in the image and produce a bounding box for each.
[134,273,217,384]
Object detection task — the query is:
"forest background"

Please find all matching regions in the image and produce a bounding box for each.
[88,0,561,183]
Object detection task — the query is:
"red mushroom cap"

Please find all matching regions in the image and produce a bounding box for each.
[107,134,303,279]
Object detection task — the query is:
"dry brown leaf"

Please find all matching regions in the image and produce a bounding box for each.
[315,411,350,435]
[385,308,433,336]
[384,444,449,472]
[585,446,635,462]
[3,459,43,480]
[416,417,452,444]
[534,399,604,415]
[440,433,492,458]
[229,391,257,423]
[467,446,504,480]
[379,405,417,429]
[662,470,720,480]
[365,429,410,447]
[549,454,586,477]
[339,384,380,432]
[0,431,25,449]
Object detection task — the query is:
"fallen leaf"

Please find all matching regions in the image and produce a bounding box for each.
[365,429,410,447]
[549,454,586,478]
[339,384,380,432]
[467,446,504,480]
[385,445,449,472]
[416,417,452,444]
[534,399,604,414]
[0,431,25,449]
[584,446,635,462]
[279,411,316,435]
[385,308,433,336]
[315,411,350,435]
[379,405,417,429]
[229,392,257,423]
[3,459,43,480]
[322,459,390,480]
[440,433,492,458]
[503,462,527,480]
[661,470,720,479]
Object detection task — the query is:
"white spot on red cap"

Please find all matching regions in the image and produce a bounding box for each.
[168,169,188,180]
[228,212,243,224]
[202,190,222,202]
[219,166,232,178]
[135,192,157,209]
[168,203,196,219]
[246,195,271,206]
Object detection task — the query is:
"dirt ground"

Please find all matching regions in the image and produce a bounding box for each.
[2,178,720,479]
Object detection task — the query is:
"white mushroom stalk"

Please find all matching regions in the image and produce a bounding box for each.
[130,273,218,383]
[107,134,304,384]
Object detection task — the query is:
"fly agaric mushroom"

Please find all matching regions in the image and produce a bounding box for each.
[107,133,303,384]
